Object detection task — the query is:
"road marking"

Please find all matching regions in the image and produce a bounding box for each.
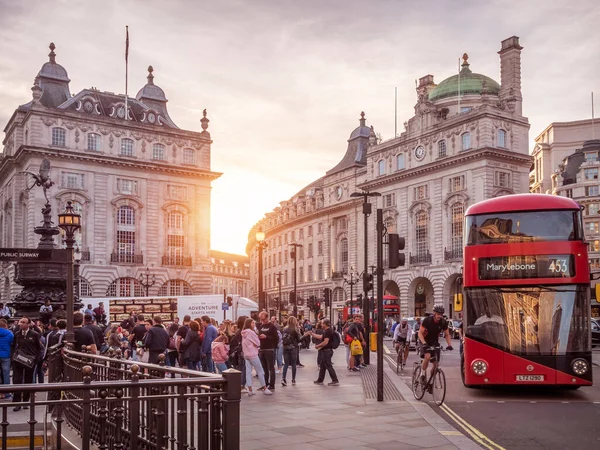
[440,403,506,450]
[466,400,474,403]
[497,401,505,403]
[441,430,463,436]
[383,345,391,355]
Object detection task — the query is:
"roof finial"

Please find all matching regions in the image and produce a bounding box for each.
[48,42,56,64]
[460,53,471,74]
[359,111,366,126]
[201,109,210,132]
[147,65,154,85]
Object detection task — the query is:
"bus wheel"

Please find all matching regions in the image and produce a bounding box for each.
[461,355,476,389]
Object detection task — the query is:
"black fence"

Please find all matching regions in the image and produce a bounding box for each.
[0,346,241,450]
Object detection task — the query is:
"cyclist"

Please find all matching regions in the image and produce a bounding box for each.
[417,305,453,384]
[393,317,412,366]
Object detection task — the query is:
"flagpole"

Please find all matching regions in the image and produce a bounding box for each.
[125,26,129,121]
[592,92,595,140]
[394,87,397,137]
[457,57,461,114]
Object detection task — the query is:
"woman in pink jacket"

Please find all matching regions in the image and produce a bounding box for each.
[211,334,230,373]
[241,318,271,395]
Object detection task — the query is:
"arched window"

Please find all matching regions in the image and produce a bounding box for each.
[121,138,134,156]
[498,129,506,148]
[340,238,349,273]
[438,140,447,158]
[52,127,66,147]
[378,160,385,176]
[158,279,194,296]
[116,205,136,262]
[451,203,464,255]
[167,211,186,265]
[462,132,471,151]
[183,148,196,165]
[397,154,405,170]
[106,277,144,297]
[415,210,429,258]
[152,143,165,160]
[87,133,101,151]
[79,277,94,297]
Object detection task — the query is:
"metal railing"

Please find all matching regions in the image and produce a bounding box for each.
[0,346,241,450]
[110,252,144,264]
[409,252,432,264]
[161,255,193,267]
[444,247,462,261]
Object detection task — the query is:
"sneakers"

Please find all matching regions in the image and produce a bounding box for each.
[292,380,296,385]
[328,381,340,386]
[263,388,273,395]
[247,390,256,397]
[257,386,266,391]
[313,380,324,385]
[281,379,287,387]
[297,364,305,368]
[275,369,281,374]
[349,367,360,372]
[241,387,248,393]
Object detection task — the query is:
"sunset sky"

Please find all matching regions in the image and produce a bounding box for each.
[0,1,599,255]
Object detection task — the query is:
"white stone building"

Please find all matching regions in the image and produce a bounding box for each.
[0,43,220,301]
[247,36,532,319]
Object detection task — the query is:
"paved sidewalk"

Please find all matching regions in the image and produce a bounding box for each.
[240,346,481,450]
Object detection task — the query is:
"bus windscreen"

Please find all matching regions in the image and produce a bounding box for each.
[466,210,578,245]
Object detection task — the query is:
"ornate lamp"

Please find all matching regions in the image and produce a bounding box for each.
[58,201,81,247]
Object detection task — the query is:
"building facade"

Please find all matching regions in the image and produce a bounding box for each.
[0,43,221,302]
[210,250,250,298]
[247,36,532,320]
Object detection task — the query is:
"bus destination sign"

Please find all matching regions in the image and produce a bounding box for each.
[478,254,575,280]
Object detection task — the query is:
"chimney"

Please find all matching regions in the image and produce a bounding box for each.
[416,75,436,101]
[498,36,523,115]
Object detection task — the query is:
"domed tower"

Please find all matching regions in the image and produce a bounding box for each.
[327,112,372,175]
[135,65,178,127]
[36,43,71,108]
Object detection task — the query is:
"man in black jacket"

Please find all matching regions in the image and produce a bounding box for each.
[12,317,43,410]
[84,314,105,351]
[257,311,279,391]
[145,316,170,364]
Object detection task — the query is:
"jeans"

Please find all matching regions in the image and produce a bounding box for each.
[215,362,228,373]
[0,357,10,387]
[244,356,265,389]
[233,358,246,387]
[259,349,276,389]
[317,349,338,383]
[282,348,297,381]
[274,345,283,369]
[202,353,215,373]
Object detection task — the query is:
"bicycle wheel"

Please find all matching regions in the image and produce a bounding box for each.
[412,364,426,400]
[432,368,446,406]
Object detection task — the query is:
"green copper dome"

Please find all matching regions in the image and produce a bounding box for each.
[429,55,500,102]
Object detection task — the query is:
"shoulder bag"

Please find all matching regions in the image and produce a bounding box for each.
[13,349,36,368]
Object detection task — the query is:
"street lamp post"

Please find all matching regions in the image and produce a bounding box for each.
[139,267,156,297]
[256,229,268,312]
[289,243,303,317]
[351,190,380,365]
[58,201,82,343]
[276,271,283,322]
[343,268,359,315]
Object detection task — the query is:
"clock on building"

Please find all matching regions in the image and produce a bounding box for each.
[147,112,156,124]
[336,186,343,200]
[414,145,425,161]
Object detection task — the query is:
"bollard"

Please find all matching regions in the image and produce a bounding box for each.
[370,332,377,352]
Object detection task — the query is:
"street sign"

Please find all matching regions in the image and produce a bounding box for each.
[222,303,229,311]
[0,248,70,262]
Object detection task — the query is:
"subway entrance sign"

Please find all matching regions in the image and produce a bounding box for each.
[0,248,70,262]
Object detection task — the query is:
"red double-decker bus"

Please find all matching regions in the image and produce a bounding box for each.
[461,194,592,388]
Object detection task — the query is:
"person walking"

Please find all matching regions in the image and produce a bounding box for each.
[241,318,271,396]
[201,316,218,373]
[306,318,339,386]
[183,320,202,370]
[0,319,14,398]
[166,323,180,371]
[12,317,43,410]
[229,316,247,391]
[257,311,278,391]
[211,334,230,373]
[145,316,170,364]
[281,316,301,386]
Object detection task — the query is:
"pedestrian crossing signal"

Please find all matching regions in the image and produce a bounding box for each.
[454,293,463,312]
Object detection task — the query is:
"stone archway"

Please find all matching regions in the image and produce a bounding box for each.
[408,277,434,317]
[383,279,401,318]
[442,273,462,319]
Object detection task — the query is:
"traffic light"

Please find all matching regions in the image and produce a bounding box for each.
[323,288,331,307]
[388,233,406,268]
[289,291,296,305]
[315,301,321,312]
[363,273,373,292]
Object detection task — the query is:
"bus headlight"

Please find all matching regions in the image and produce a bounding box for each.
[571,358,589,376]
[471,359,488,376]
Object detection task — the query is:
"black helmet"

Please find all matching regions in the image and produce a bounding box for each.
[433,305,445,314]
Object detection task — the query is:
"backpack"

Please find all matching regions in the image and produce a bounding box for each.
[282,331,294,347]
[331,331,341,349]
[342,323,353,344]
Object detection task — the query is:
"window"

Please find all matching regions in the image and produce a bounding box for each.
[585,168,598,180]
[116,205,136,258]
[415,210,429,257]
[462,132,471,151]
[414,185,428,200]
[340,238,349,273]
[586,152,597,163]
[587,203,600,216]
[183,148,196,165]
[307,243,313,258]
[397,153,405,170]
[318,241,323,256]
[588,222,600,235]
[318,263,323,281]
[378,159,385,176]
[106,277,144,297]
[383,193,396,207]
[117,178,138,195]
[318,222,323,234]
[79,277,94,297]
[278,252,282,265]
[590,240,600,253]
[339,218,347,230]
[451,203,464,253]
[586,186,599,196]
[299,228,304,239]
[308,265,313,282]
[494,171,511,188]
[449,176,465,192]
[121,138,134,156]
[153,143,165,160]
[158,280,193,296]
[87,133,101,151]
[498,129,506,148]
[308,225,313,237]
[299,247,304,259]
[564,189,573,198]
[167,185,188,200]
[61,172,85,189]
[438,140,447,158]
[299,267,304,283]
[291,230,295,241]
[52,128,66,147]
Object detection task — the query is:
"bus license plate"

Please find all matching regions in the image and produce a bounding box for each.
[516,375,544,382]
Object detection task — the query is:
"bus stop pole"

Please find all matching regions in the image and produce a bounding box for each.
[376,208,384,402]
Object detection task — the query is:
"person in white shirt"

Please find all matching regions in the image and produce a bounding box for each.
[393,318,413,366]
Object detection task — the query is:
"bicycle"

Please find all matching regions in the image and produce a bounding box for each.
[395,339,408,373]
[411,344,446,406]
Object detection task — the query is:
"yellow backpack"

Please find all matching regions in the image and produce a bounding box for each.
[350,339,363,356]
